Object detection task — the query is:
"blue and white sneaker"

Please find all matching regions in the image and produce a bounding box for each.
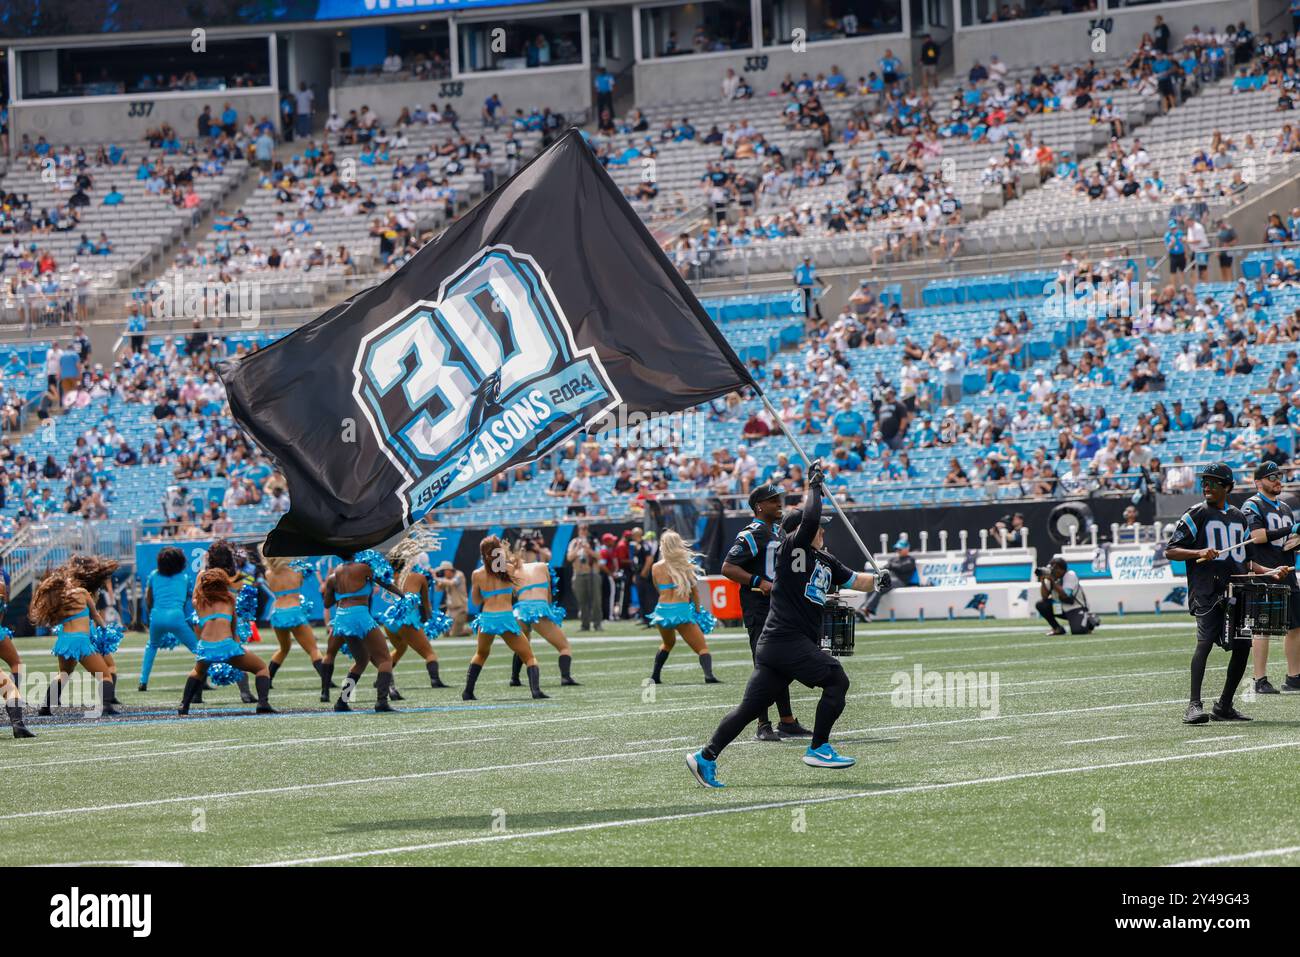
[802,744,856,769]
[686,750,726,788]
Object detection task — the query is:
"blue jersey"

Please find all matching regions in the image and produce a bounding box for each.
[148,569,191,612]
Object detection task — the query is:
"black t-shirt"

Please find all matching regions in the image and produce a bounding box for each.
[759,487,854,644]
[724,517,783,615]
[1244,493,1297,591]
[1166,502,1248,615]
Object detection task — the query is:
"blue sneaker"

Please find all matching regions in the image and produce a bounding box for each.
[686,750,725,788]
[802,743,855,769]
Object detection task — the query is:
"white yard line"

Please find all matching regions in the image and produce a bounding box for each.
[257,737,1300,866]
[945,735,1015,744]
[1169,845,1300,867]
[1059,735,1131,745]
[5,691,1271,825]
[1184,734,1246,745]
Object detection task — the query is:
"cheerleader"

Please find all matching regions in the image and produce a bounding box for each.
[65,555,125,704]
[0,575,24,707]
[509,538,578,687]
[262,553,325,689]
[1,665,31,737]
[463,535,548,701]
[322,550,404,712]
[139,546,201,692]
[177,558,275,715]
[29,567,121,716]
[202,541,259,704]
[382,534,451,691]
[648,531,720,684]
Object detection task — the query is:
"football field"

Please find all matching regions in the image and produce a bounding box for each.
[4,614,1299,867]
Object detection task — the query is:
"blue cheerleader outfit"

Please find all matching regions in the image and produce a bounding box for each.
[649,580,695,628]
[269,586,311,630]
[474,587,520,635]
[513,580,565,625]
[331,583,379,639]
[51,606,95,659]
[142,569,200,684]
[194,613,245,663]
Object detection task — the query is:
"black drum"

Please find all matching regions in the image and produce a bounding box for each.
[1226,579,1291,642]
[820,599,856,657]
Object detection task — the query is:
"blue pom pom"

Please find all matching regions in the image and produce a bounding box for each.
[379,592,422,630]
[354,549,394,585]
[336,635,354,659]
[424,611,452,637]
[692,607,718,635]
[0,624,12,642]
[289,559,315,578]
[236,618,253,640]
[153,631,181,651]
[235,583,259,620]
[91,622,124,656]
[208,662,242,686]
[188,611,201,631]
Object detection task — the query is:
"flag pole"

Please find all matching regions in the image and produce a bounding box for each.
[756,391,882,574]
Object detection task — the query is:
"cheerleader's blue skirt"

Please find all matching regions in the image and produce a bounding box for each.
[332,604,379,638]
[474,610,520,635]
[196,638,245,663]
[650,602,695,628]
[270,605,311,630]
[51,627,95,659]
[514,600,565,625]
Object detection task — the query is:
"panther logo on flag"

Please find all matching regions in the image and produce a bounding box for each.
[1162,586,1188,606]
[352,244,619,524]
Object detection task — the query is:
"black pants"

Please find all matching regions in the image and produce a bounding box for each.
[744,607,792,724]
[1191,607,1250,706]
[596,91,614,119]
[705,637,848,756]
[637,575,657,623]
[1036,599,1093,634]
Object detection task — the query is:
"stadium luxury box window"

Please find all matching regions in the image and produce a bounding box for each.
[960,0,1099,27]
[457,13,584,73]
[16,36,273,99]
[637,0,757,60]
[760,0,902,46]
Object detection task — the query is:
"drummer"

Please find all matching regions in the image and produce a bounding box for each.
[1164,462,1295,726]
[1242,461,1300,696]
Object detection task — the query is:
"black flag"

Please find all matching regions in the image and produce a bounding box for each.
[221,129,754,555]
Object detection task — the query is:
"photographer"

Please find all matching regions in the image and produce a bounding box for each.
[862,538,919,622]
[432,560,470,637]
[566,523,602,631]
[1035,556,1097,635]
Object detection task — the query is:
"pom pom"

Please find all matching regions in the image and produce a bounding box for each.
[692,606,718,635]
[188,611,201,630]
[379,592,423,630]
[208,662,242,686]
[354,549,394,586]
[236,617,253,640]
[0,624,12,642]
[235,583,259,620]
[91,622,124,656]
[423,611,452,637]
[289,559,315,578]
[153,630,181,651]
[336,634,354,659]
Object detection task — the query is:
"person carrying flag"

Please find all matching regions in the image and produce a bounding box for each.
[721,482,812,741]
[687,461,890,787]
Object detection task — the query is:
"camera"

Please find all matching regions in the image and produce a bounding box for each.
[1035,565,1053,579]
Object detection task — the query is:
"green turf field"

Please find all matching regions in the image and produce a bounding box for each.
[3,613,1298,866]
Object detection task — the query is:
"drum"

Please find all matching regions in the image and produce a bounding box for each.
[1226,579,1291,642]
[820,599,856,657]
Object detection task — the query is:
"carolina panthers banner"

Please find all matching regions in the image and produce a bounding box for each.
[220,129,753,555]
